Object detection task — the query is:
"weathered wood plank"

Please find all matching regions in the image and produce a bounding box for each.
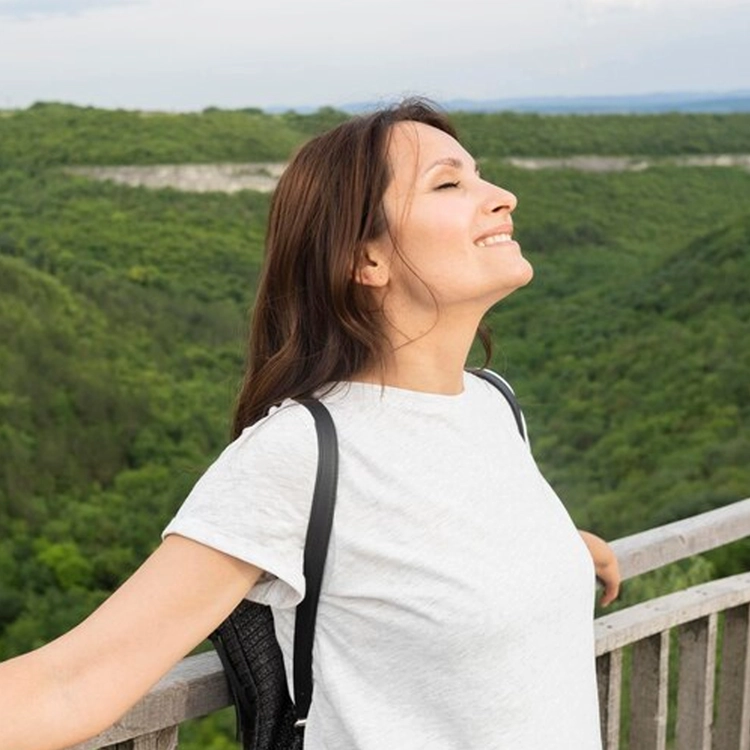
[596,572,750,655]
[629,631,669,750]
[596,649,622,750]
[714,604,750,750]
[675,614,717,750]
[64,651,230,750]
[611,497,750,580]
[105,726,178,750]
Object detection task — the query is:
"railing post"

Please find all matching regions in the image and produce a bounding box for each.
[714,604,750,750]
[629,631,669,750]
[675,614,718,750]
[105,726,178,750]
[597,649,623,750]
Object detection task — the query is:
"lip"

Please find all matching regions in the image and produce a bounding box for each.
[473,223,514,245]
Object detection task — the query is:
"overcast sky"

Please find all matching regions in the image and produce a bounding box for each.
[1,0,748,111]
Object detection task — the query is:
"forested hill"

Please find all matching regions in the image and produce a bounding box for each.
[1,105,749,697]
[497,212,750,535]
[3,102,750,167]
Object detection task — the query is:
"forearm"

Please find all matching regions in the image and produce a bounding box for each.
[0,537,262,750]
[0,643,116,750]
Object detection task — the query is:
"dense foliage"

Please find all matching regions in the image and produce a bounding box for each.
[483,163,750,535]
[3,102,750,168]
[454,110,750,157]
[0,104,748,745]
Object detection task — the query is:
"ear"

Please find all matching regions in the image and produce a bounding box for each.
[354,242,391,288]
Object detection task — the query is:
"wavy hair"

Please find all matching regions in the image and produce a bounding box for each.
[232,99,490,435]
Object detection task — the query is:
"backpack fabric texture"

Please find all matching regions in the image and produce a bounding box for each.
[211,601,301,750]
[209,370,524,750]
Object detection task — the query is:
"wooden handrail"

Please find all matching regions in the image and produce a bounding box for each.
[65,496,750,750]
[66,653,229,750]
[610,497,750,580]
[595,570,750,654]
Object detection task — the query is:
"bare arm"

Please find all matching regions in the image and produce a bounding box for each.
[0,535,263,750]
[579,529,621,606]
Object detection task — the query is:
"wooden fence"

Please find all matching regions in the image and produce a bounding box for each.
[68,497,750,750]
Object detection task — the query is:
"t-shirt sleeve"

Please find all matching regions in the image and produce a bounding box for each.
[162,401,318,609]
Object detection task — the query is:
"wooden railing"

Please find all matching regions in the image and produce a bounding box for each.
[598,498,750,750]
[68,497,750,750]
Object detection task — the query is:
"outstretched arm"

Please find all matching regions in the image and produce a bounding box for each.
[579,530,621,606]
[0,535,262,750]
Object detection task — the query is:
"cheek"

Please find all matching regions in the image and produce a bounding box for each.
[396,212,467,271]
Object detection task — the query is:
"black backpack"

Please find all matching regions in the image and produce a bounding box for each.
[210,370,525,749]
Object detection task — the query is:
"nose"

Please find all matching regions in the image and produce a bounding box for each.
[485,183,517,214]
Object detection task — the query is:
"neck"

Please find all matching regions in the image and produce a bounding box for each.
[352,311,483,395]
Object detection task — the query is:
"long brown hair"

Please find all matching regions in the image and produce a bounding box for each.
[232,99,490,436]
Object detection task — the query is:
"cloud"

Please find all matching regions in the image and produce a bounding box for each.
[0,0,747,110]
[581,0,745,7]
[584,0,648,6]
[0,0,143,20]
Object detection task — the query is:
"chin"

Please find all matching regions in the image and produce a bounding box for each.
[489,261,534,306]
[518,258,534,285]
[506,257,535,289]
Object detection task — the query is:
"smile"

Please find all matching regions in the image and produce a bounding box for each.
[475,233,513,247]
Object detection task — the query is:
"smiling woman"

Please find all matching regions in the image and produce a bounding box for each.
[0,98,618,750]
[354,120,534,382]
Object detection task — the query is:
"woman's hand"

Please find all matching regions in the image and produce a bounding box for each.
[578,530,621,606]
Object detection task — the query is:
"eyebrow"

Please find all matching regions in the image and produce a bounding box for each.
[423,157,479,176]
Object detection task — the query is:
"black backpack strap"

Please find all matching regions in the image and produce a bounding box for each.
[469,368,527,442]
[292,398,339,727]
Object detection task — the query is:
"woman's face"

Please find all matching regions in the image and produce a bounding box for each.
[371,121,533,319]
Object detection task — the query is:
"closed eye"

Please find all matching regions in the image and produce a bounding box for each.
[435,181,460,190]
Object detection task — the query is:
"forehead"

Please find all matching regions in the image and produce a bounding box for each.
[386,121,469,179]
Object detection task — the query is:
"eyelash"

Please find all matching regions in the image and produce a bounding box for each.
[436,181,460,190]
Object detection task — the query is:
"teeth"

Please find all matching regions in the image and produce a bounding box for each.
[476,233,512,247]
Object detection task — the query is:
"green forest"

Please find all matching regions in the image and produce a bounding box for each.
[0,103,749,748]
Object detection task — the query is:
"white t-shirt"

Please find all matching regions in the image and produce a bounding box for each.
[163,373,602,750]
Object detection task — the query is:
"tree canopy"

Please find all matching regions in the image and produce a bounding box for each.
[1,103,748,746]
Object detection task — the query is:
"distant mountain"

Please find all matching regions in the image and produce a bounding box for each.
[341,91,750,115]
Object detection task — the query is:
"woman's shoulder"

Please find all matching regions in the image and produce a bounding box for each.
[222,399,319,474]
[248,398,317,438]
[466,369,529,443]
[466,367,517,394]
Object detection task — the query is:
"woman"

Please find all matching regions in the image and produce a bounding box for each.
[0,99,619,750]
